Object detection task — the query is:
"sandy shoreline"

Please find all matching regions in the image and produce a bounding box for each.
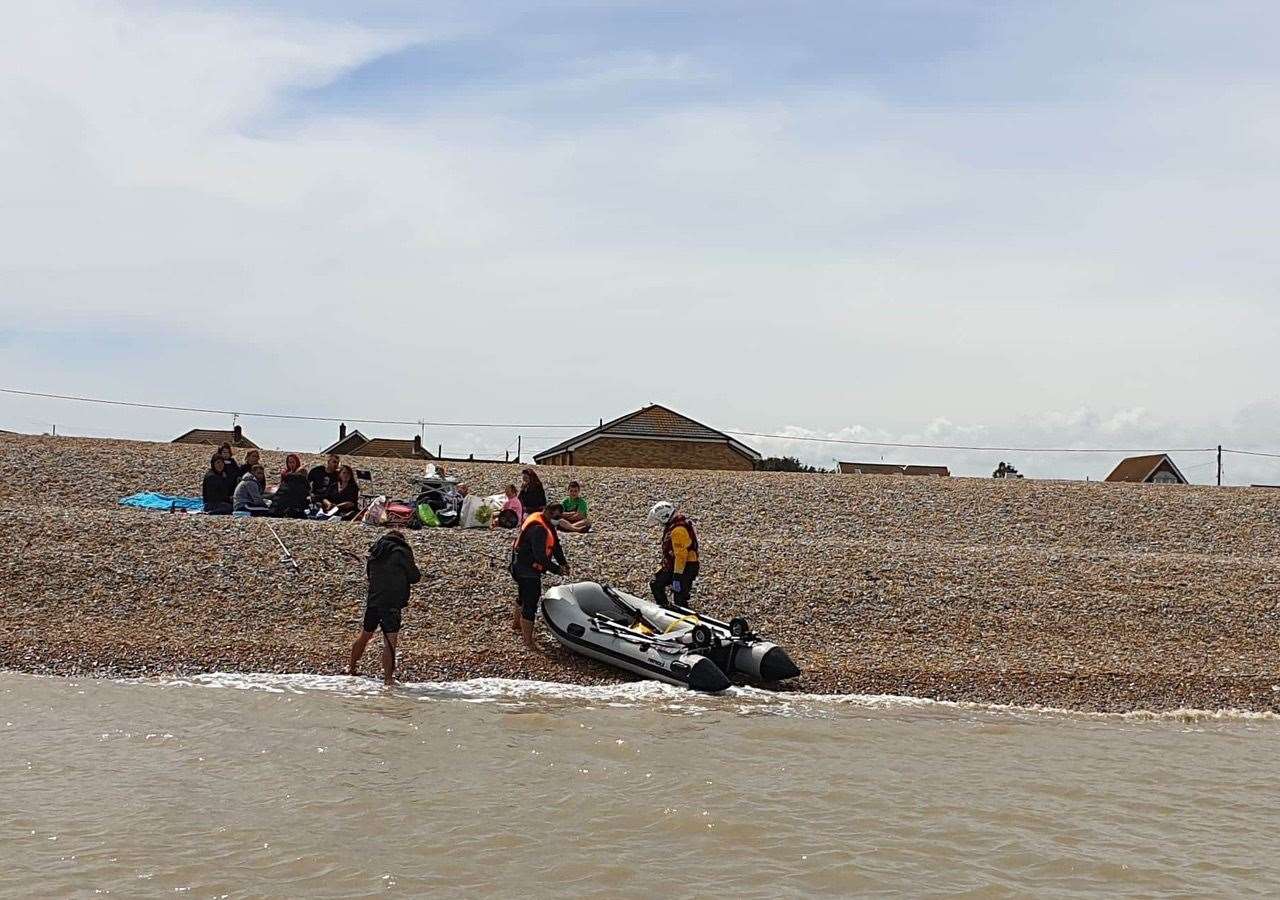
[2,433,1278,712]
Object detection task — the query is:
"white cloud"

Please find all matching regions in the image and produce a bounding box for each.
[1,0,1278,470]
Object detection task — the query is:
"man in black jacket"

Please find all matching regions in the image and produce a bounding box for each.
[308,453,340,502]
[349,529,421,685]
[510,502,569,650]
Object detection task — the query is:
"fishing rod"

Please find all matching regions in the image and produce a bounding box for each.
[264,521,300,575]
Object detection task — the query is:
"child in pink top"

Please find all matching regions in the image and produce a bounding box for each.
[492,484,523,528]
[503,484,524,519]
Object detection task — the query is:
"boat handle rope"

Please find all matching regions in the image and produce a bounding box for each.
[662,614,701,635]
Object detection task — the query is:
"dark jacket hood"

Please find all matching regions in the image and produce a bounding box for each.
[369,531,410,562]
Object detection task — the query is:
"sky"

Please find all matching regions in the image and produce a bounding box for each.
[1,0,1278,483]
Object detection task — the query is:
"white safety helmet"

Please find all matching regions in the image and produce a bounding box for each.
[647,500,677,526]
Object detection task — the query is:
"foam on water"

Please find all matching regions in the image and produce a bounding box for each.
[140,671,1280,724]
[8,667,1280,896]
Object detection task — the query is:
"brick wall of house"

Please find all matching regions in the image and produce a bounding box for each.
[561,437,755,471]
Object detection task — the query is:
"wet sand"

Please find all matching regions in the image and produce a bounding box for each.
[2,433,1278,711]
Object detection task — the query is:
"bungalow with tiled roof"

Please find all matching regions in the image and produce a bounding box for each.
[534,404,760,471]
[838,461,951,477]
[322,423,433,460]
[172,424,258,448]
[1105,454,1188,485]
[320,423,507,462]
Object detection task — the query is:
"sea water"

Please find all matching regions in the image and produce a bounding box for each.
[3,671,1279,897]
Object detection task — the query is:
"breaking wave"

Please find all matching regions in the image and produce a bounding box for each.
[141,672,1280,724]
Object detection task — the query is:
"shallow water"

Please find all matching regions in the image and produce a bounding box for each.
[3,672,1280,897]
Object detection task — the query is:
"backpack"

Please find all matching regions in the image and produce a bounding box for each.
[496,508,519,529]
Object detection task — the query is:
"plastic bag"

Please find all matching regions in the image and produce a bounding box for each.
[460,495,488,528]
[363,495,388,525]
[417,504,440,527]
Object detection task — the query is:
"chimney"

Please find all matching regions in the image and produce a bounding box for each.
[339,422,347,441]
[233,424,242,443]
[413,434,423,456]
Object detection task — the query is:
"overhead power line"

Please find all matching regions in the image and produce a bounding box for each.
[2,385,1276,459]
[723,429,1216,455]
[0,388,591,430]
[1222,448,1280,460]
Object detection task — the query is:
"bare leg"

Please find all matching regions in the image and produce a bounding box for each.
[348,630,374,676]
[519,616,538,651]
[512,604,523,633]
[381,632,398,685]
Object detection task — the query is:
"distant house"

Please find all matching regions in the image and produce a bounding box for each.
[903,465,951,477]
[320,423,506,462]
[172,424,258,448]
[322,423,433,460]
[534,404,760,471]
[838,461,951,477]
[1105,454,1188,485]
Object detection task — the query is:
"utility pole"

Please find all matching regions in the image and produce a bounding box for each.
[1217,445,1223,487]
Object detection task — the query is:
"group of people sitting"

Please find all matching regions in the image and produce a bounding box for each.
[200,446,594,533]
[202,444,360,520]
[506,468,591,533]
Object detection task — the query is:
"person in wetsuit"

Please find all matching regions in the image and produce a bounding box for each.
[509,502,569,650]
[348,528,421,685]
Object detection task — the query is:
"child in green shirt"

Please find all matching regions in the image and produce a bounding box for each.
[558,480,591,533]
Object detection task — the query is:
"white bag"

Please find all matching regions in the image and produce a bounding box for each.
[363,495,388,525]
[459,494,486,529]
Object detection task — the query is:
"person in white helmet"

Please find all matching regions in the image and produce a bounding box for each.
[648,500,699,609]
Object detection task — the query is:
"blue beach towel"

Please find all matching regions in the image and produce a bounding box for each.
[119,492,204,512]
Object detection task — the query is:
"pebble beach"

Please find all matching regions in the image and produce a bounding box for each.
[2,432,1278,712]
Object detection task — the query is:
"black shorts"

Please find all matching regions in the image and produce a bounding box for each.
[515,576,542,622]
[362,605,402,634]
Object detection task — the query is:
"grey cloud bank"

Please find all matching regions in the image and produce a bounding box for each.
[0,1,1276,485]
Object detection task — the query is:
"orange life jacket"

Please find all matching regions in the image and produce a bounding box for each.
[513,511,558,573]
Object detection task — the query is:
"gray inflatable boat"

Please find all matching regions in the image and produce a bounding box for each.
[541,581,801,692]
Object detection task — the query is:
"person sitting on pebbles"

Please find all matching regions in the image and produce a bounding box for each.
[271,454,311,518]
[556,480,591,533]
[309,453,340,502]
[216,442,241,484]
[518,468,546,519]
[349,527,421,685]
[321,464,360,520]
[491,484,523,529]
[233,464,271,517]
[202,453,234,515]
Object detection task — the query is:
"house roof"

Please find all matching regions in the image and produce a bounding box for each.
[838,462,951,476]
[345,437,433,459]
[172,428,259,449]
[321,429,370,455]
[903,465,951,477]
[839,462,906,475]
[1105,454,1188,484]
[534,404,760,462]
